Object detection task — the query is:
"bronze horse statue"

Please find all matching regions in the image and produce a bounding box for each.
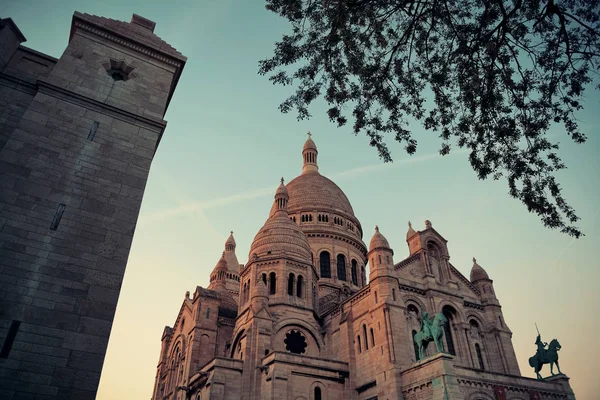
[529,338,562,380]
[413,312,447,360]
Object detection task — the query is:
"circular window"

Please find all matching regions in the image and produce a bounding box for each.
[284,330,307,354]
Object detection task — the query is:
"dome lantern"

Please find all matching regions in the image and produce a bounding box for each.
[302,132,319,174]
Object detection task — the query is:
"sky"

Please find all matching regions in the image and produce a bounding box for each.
[4,1,599,399]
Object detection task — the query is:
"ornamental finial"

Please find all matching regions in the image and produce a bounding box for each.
[473,257,477,264]
[375,225,379,232]
[280,177,285,185]
[307,131,312,138]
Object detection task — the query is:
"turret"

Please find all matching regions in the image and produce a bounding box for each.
[470,257,497,303]
[208,252,229,292]
[368,226,394,281]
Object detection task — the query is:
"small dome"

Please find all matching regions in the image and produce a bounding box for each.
[249,181,312,263]
[369,226,390,252]
[215,252,228,272]
[406,221,416,239]
[470,257,490,282]
[303,134,317,152]
[276,178,289,197]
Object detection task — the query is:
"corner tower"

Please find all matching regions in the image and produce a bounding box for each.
[284,134,368,312]
[208,232,241,302]
[0,13,185,400]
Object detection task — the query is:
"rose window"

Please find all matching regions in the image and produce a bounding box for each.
[284,330,307,354]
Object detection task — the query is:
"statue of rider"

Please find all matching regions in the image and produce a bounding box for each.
[535,334,547,361]
[420,308,433,340]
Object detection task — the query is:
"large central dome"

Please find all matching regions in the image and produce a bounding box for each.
[266,134,369,294]
[286,171,355,218]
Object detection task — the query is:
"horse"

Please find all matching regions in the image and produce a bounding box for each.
[413,313,447,360]
[528,339,562,380]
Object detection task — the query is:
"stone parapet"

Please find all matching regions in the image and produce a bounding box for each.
[456,366,575,399]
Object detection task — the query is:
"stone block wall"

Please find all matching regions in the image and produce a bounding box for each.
[0,12,185,400]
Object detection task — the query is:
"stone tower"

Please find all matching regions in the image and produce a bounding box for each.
[0,13,185,399]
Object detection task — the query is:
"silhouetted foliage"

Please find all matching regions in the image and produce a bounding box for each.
[259,0,600,238]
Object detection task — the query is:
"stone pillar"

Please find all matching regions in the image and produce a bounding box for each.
[546,375,576,400]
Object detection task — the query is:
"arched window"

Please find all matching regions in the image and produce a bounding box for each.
[412,330,420,361]
[262,273,267,284]
[206,308,210,319]
[378,255,382,264]
[288,273,295,296]
[337,254,347,281]
[314,386,322,400]
[475,343,485,370]
[351,260,358,285]
[269,272,276,295]
[357,335,362,353]
[370,328,375,347]
[392,288,396,301]
[442,306,456,355]
[320,252,331,278]
[374,291,378,303]
[361,266,366,286]
[297,275,303,297]
[362,324,368,350]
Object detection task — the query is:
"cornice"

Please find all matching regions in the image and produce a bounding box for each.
[71,19,185,67]
[306,232,368,257]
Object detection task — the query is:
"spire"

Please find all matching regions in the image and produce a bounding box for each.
[302,132,319,174]
[470,257,490,282]
[225,231,236,252]
[369,225,391,252]
[223,231,240,272]
[406,221,416,239]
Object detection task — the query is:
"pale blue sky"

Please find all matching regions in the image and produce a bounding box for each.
[5,1,600,398]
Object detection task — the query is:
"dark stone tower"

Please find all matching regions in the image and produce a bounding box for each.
[0,13,186,399]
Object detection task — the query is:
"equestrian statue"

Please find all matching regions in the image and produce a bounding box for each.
[413,308,447,360]
[528,327,563,380]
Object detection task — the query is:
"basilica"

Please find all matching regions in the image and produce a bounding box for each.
[151,136,576,400]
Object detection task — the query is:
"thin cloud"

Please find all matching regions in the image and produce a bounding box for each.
[331,151,463,180]
[139,186,275,224]
[553,206,600,266]
[140,150,465,224]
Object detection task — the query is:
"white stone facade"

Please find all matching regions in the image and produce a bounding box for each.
[151,143,577,399]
